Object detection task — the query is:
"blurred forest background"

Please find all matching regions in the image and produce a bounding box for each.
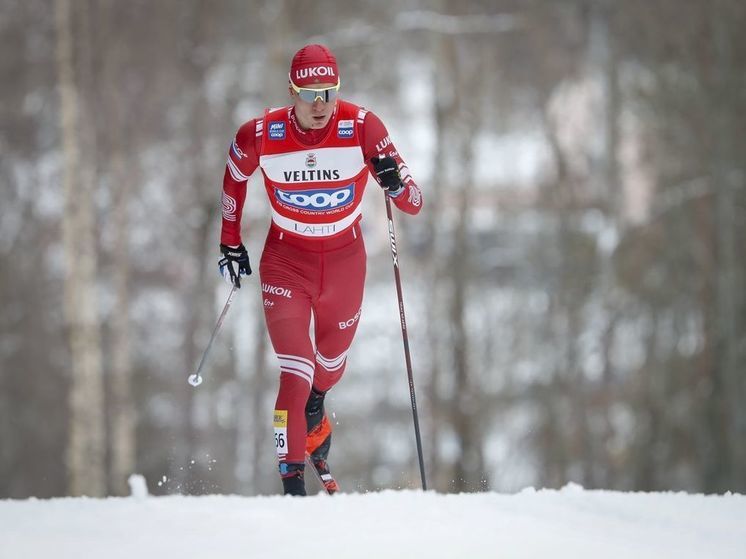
[1,0,745,499]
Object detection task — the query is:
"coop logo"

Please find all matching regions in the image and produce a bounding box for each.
[338,119,354,138]
[269,121,286,140]
[275,185,354,211]
[294,66,336,81]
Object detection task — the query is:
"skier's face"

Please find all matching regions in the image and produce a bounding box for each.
[290,82,338,130]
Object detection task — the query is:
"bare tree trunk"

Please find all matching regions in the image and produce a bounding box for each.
[591,8,624,485]
[55,0,106,497]
[108,148,136,495]
[448,36,489,493]
[682,4,744,495]
[96,0,137,496]
[450,134,486,492]
[171,0,219,494]
[711,4,744,493]
[424,19,456,492]
[536,381,568,488]
[633,315,660,491]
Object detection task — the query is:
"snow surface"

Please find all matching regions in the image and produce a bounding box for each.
[2,485,744,559]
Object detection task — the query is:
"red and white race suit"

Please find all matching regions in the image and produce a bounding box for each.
[220,99,422,466]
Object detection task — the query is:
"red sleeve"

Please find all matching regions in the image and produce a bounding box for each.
[220,119,261,246]
[362,111,423,215]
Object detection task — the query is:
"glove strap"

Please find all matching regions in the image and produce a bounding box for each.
[388,183,405,197]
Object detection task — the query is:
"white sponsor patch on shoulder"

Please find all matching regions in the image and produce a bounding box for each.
[408,185,422,207]
[222,192,237,221]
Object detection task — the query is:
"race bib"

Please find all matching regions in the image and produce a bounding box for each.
[273,410,288,457]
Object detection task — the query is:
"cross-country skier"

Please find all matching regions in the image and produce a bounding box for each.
[218,44,422,496]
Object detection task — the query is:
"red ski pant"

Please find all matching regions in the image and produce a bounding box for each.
[259,223,366,466]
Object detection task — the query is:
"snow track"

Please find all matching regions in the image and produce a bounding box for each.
[2,485,744,558]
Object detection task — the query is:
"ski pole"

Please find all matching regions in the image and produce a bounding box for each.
[188,284,238,387]
[384,195,427,490]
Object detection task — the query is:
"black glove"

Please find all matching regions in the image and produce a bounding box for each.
[371,156,404,194]
[218,243,252,288]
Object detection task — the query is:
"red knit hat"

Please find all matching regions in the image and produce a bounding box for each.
[289,44,339,87]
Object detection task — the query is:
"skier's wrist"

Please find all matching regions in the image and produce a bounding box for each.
[387,182,405,197]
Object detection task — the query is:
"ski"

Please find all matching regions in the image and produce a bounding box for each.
[305,453,339,495]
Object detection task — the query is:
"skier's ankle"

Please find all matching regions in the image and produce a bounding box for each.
[280,462,306,496]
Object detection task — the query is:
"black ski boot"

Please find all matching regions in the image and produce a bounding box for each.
[305,388,339,494]
[280,462,306,496]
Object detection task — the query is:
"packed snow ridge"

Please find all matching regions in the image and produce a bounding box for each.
[2,484,744,559]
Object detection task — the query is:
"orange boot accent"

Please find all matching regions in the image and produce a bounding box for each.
[306,415,332,456]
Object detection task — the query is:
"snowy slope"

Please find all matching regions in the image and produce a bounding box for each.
[2,485,744,559]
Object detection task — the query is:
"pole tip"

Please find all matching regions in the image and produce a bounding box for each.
[187,374,203,387]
